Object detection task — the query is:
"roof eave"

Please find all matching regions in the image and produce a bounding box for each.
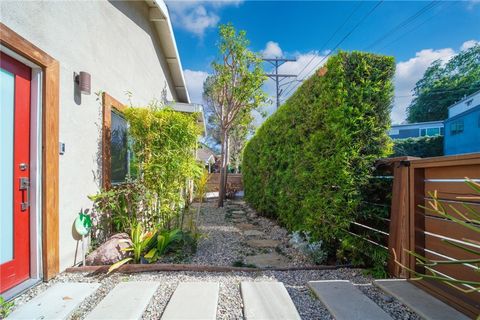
[145,0,190,103]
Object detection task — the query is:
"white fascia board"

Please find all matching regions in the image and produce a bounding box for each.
[146,0,190,103]
[170,102,207,136]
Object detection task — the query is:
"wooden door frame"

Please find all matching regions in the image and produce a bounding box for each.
[0,23,59,280]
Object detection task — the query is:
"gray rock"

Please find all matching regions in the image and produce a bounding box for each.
[245,253,290,268]
[243,229,264,237]
[236,223,257,231]
[246,239,280,248]
[85,233,132,265]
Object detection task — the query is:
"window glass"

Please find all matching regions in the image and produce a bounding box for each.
[110,111,129,183]
[450,120,464,136]
[420,128,426,136]
[426,127,440,136]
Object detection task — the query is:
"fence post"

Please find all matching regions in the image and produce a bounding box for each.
[387,157,419,278]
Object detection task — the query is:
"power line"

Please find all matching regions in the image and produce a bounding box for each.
[283,1,384,99]
[364,0,440,51]
[281,1,365,96]
[378,1,453,51]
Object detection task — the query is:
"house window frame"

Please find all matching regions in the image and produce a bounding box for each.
[450,119,464,136]
[102,92,128,189]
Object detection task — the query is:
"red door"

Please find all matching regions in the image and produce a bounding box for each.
[0,52,31,292]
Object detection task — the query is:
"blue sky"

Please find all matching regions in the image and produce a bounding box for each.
[166,0,480,124]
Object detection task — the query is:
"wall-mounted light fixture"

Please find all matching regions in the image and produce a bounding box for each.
[74,71,91,95]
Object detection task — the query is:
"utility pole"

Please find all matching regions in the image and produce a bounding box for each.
[263,57,297,109]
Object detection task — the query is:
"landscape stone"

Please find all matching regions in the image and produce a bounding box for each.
[246,239,280,248]
[85,281,159,320]
[161,282,219,320]
[374,279,469,320]
[241,282,301,320]
[8,283,100,320]
[243,230,264,237]
[245,252,290,268]
[85,233,132,265]
[308,280,391,320]
[237,223,257,231]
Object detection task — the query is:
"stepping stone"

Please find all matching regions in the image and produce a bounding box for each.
[243,230,264,237]
[231,210,245,214]
[85,281,159,320]
[241,281,301,320]
[308,280,391,320]
[237,223,257,231]
[374,279,469,320]
[247,239,280,248]
[245,253,290,268]
[161,282,219,320]
[8,282,100,320]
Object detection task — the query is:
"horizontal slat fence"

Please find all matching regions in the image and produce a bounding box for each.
[409,155,480,317]
[384,153,480,318]
[206,173,243,192]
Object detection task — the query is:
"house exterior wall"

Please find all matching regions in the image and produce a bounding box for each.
[449,90,480,118]
[389,121,444,139]
[444,105,480,155]
[0,0,179,271]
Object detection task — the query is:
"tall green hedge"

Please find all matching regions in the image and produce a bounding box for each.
[243,51,395,253]
[392,135,443,158]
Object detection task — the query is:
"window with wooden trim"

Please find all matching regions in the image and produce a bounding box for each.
[102,92,136,188]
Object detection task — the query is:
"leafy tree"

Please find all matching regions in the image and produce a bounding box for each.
[229,110,255,173]
[203,23,267,207]
[407,44,480,122]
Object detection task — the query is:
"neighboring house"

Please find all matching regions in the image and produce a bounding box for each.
[197,144,217,173]
[444,90,480,155]
[389,121,444,139]
[0,0,203,298]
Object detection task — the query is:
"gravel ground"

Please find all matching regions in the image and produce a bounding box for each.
[8,198,420,320]
[190,199,312,267]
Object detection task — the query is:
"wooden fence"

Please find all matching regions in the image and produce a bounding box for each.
[206,173,243,193]
[384,154,480,317]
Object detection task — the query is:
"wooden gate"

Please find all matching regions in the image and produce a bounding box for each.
[409,154,480,317]
[387,154,480,318]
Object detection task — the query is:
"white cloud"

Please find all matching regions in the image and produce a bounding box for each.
[167,1,242,37]
[184,69,209,104]
[461,39,480,51]
[261,41,283,58]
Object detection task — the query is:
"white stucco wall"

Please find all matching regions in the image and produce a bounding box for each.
[0,0,179,271]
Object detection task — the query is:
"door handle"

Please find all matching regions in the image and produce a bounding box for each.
[19,177,30,211]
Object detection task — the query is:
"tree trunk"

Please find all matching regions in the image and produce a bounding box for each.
[217,129,228,207]
[224,134,229,198]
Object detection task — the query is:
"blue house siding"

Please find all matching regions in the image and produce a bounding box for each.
[444,104,480,155]
[390,128,421,139]
[389,122,444,139]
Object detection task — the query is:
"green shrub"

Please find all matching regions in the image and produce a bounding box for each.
[243,51,395,258]
[392,135,443,158]
[89,103,202,244]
